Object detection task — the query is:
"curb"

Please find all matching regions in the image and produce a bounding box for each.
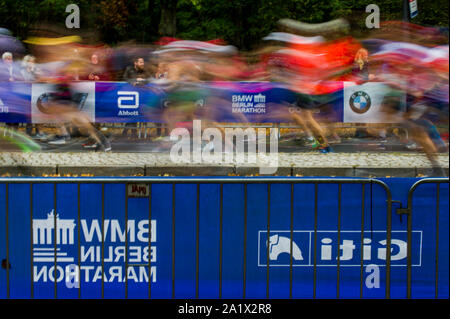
[0,165,448,177]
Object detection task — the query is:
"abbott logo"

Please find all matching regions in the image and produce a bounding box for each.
[118,91,139,109]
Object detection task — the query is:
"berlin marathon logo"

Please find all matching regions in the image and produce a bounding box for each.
[232,93,266,114]
[32,210,157,286]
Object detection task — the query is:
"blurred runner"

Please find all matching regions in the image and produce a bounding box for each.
[25,36,112,151]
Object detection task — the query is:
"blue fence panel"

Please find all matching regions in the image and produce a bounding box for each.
[221,184,245,299]
[0,177,448,299]
[174,184,197,299]
[150,184,173,299]
[198,184,221,299]
[31,183,56,299]
[245,183,269,299]
[410,182,449,299]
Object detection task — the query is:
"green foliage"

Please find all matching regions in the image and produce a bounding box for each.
[0,0,448,48]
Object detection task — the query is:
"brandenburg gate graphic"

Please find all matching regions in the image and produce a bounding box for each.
[32,210,75,262]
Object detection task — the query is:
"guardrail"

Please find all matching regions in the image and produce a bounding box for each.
[2,177,448,299]
[404,178,449,299]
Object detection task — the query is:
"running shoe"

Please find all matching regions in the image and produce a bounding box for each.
[82,140,97,149]
[318,145,333,153]
[406,142,418,150]
[95,141,112,152]
[33,133,49,141]
[48,135,70,145]
[304,136,320,149]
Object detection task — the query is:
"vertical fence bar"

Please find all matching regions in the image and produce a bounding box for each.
[101,183,105,299]
[219,183,223,299]
[336,183,341,299]
[196,183,200,299]
[406,183,413,299]
[77,183,81,299]
[289,183,294,299]
[360,184,365,299]
[313,183,318,299]
[266,183,271,299]
[5,183,9,299]
[53,183,57,299]
[30,183,34,299]
[435,184,439,299]
[125,183,129,299]
[172,183,175,299]
[243,183,247,299]
[385,185,392,299]
[148,183,152,299]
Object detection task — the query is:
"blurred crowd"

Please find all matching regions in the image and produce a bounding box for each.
[0,19,448,174]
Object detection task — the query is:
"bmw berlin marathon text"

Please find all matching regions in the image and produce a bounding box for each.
[32,210,156,286]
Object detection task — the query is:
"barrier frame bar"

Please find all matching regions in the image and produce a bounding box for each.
[1,177,393,299]
[406,178,450,299]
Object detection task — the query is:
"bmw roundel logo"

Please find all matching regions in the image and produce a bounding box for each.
[349,91,371,114]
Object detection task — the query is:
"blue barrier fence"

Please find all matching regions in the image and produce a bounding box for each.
[0,177,448,299]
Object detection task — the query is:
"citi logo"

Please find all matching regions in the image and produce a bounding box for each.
[258,230,422,267]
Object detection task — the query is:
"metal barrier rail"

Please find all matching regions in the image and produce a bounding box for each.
[405,178,450,299]
[1,177,394,299]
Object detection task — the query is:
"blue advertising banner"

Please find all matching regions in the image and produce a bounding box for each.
[0,82,31,123]
[0,81,351,124]
[95,82,165,123]
[0,177,447,299]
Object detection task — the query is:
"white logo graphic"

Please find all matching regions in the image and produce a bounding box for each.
[259,230,423,267]
[232,94,266,114]
[118,91,139,109]
[254,94,266,103]
[267,234,303,261]
[33,211,158,285]
[0,98,8,113]
[33,210,75,262]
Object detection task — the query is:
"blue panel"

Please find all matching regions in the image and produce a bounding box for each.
[149,184,173,299]
[103,183,127,299]
[437,183,449,299]
[174,184,197,298]
[291,183,315,299]
[79,183,103,299]
[0,184,6,299]
[8,184,31,298]
[198,184,220,298]
[221,184,245,298]
[0,177,448,299]
[31,183,56,299]
[54,183,80,299]
[245,184,268,299]
[268,183,291,299]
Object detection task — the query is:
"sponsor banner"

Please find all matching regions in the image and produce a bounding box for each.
[343,81,405,123]
[0,82,31,123]
[31,82,96,124]
[95,82,165,123]
[0,81,412,124]
[206,82,343,123]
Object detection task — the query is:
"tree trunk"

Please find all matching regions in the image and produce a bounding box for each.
[159,0,177,37]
